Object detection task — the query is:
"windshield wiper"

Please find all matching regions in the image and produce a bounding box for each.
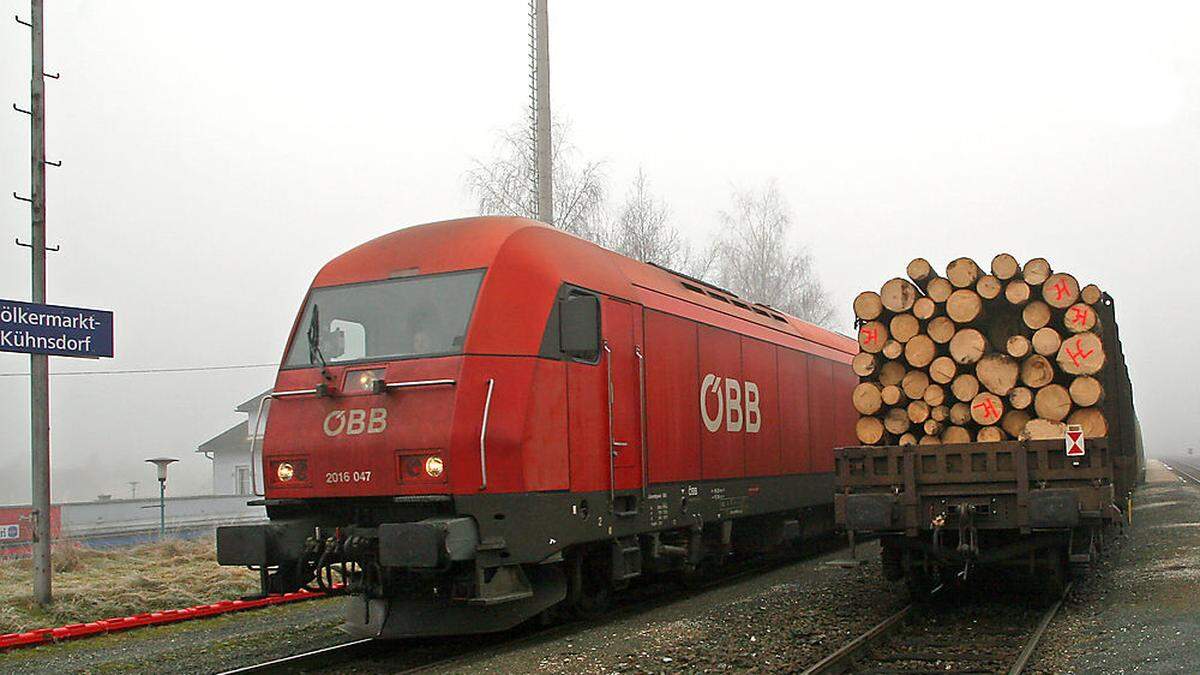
[307,305,331,381]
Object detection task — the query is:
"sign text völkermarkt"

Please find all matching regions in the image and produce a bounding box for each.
[0,299,113,359]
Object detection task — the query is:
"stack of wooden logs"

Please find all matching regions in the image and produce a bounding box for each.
[852,254,1110,446]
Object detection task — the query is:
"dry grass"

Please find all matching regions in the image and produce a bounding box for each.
[0,537,258,634]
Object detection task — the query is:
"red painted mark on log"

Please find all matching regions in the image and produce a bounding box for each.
[1053,279,1071,301]
[1066,338,1095,367]
[973,398,999,420]
[1070,306,1090,327]
[861,327,878,345]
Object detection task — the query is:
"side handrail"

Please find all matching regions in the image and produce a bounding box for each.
[248,394,274,497]
[479,378,495,491]
[635,344,648,499]
[604,341,615,509]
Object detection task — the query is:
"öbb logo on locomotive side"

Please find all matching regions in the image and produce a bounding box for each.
[700,374,761,433]
[323,408,388,437]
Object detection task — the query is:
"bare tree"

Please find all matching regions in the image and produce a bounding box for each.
[711,181,837,327]
[606,168,696,271]
[465,117,607,240]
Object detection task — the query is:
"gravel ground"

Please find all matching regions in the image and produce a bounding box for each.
[421,542,905,674]
[1029,458,1200,674]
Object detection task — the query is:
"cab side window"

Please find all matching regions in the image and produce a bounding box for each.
[540,286,601,363]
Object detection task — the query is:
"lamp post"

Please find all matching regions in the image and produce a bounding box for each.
[145,458,177,540]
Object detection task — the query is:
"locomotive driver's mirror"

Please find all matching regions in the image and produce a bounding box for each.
[559,293,600,360]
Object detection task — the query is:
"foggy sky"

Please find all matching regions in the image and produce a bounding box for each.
[1,1,1197,502]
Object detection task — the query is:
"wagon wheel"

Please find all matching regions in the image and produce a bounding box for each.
[1040,547,1067,597]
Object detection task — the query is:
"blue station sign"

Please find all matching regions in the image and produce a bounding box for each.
[0,299,114,359]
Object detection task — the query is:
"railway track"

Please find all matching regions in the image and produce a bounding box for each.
[1171,460,1200,486]
[219,539,846,674]
[801,583,1071,675]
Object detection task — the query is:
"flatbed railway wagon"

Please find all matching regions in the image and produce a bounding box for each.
[835,287,1141,592]
[216,216,859,637]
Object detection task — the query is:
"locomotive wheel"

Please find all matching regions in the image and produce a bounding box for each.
[568,552,613,619]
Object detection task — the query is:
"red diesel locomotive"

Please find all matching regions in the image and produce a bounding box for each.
[216,216,857,637]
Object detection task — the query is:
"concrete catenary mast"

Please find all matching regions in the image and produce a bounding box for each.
[530,0,553,226]
[14,0,54,605]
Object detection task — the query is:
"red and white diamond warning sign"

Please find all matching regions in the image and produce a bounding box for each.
[1065,424,1086,457]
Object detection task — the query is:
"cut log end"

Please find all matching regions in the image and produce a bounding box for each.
[927,316,957,345]
[906,258,934,287]
[913,296,937,320]
[851,351,879,378]
[882,339,904,360]
[951,373,981,402]
[970,392,1005,426]
[1008,386,1033,411]
[884,407,911,435]
[1020,354,1055,389]
[853,291,884,321]
[1056,333,1106,375]
[881,384,904,406]
[904,334,937,369]
[856,416,885,445]
[946,257,983,289]
[947,289,984,324]
[976,274,1003,300]
[1001,410,1032,438]
[1022,301,1052,330]
[1023,257,1052,285]
[926,277,953,303]
[1031,327,1062,357]
[901,370,931,401]
[1063,303,1099,334]
[1004,279,1031,305]
[976,426,1005,443]
[878,361,906,387]
[1080,283,1102,305]
[1034,384,1072,422]
[1023,418,1066,441]
[949,328,987,365]
[1069,376,1104,408]
[853,382,884,415]
[857,321,889,354]
[880,277,919,313]
[889,313,921,344]
[976,353,1020,396]
[929,356,957,384]
[942,426,971,444]
[1006,334,1031,359]
[1068,407,1109,438]
[1042,272,1081,309]
[991,253,1021,281]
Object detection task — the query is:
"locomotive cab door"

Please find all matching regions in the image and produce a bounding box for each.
[564,294,645,510]
[603,298,645,492]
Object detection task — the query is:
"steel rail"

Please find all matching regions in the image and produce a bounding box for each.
[1009,582,1073,674]
[801,581,1072,675]
[1172,461,1200,486]
[218,637,378,674]
[799,603,913,675]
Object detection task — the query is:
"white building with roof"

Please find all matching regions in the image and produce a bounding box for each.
[198,390,270,496]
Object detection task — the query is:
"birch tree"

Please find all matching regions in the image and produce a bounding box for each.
[464,118,607,241]
[606,168,695,272]
[711,181,836,327]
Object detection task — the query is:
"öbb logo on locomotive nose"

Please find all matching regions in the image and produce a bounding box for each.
[323,408,388,437]
[700,375,761,433]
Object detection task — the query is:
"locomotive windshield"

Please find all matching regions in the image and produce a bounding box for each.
[283,269,485,368]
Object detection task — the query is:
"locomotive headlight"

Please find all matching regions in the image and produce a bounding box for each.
[277,462,295,482]
[424,455,444,478]
[343,368,386,394]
